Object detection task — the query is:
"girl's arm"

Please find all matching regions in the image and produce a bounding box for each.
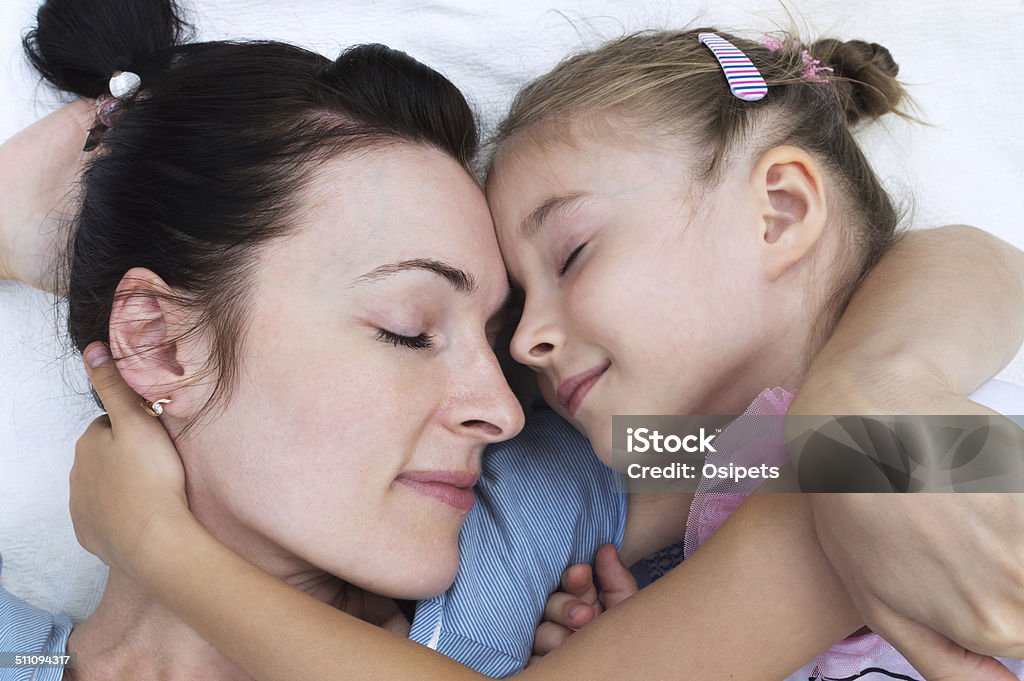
[73,344,863,681]
[0,101,92,293]
[791,226,1024,661]
[535,225,1024,674]
[148,494,856,681]
[74,345,1018,681]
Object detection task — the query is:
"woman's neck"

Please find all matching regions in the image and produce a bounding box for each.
[66,568,255,681]
[66,526,349,681]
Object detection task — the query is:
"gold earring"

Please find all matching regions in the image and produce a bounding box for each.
[141,398,172,417]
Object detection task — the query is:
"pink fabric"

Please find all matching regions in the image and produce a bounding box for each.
[681,387,895,679]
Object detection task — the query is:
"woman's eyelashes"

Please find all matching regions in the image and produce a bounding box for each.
[558,243,587,276]
[376,328,436,350]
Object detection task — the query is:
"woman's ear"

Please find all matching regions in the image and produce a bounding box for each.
[108,267,208,418]
[749,145,829,281]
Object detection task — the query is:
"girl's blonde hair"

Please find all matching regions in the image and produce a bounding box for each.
[488,28,912,347]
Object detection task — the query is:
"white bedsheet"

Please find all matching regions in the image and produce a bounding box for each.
[1,0,1022,621]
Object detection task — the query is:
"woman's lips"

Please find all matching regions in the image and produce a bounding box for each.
[396,470,478,513]
[556,361,610,417]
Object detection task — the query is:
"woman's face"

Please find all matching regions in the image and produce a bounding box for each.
[173,145,524,600]
[487,126,773,467]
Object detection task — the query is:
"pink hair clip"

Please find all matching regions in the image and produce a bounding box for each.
[698,32,767,101]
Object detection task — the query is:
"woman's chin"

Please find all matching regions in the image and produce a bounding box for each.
[352,546,461,601]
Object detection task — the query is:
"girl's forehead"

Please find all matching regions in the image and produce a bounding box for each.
[488,129,693,217]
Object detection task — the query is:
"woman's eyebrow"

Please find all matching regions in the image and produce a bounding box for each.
[518,191,591,240]
[350,258,477,294]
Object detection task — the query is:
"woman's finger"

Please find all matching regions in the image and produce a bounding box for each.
[871,601,1019,681]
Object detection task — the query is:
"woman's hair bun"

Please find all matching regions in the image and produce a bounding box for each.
[809,38,907,126]
[23,0,189,99]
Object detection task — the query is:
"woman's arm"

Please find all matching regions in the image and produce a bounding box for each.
[0,100,92,293]
[792,226,1024,663]
[794,224,1024,417]
[72,344,865,681]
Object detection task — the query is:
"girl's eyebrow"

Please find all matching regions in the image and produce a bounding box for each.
[350,258,477,294]
[518,191,591,240]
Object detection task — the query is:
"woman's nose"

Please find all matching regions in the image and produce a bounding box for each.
[450,349,525,443]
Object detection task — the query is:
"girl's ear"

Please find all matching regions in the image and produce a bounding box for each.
[749,145,829,281]
[107,267,210,419]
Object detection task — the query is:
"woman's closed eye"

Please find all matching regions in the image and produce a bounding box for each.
[376,329,435,350]
[558,243,587,276]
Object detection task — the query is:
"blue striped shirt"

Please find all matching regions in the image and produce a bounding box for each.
[0,555,72,681]
[409,407,627,677]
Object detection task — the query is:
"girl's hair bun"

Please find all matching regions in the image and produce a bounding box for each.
[810,38,907,126]
[23,0,189,99]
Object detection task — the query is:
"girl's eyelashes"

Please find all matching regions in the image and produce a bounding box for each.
[376,329,435,350]
[558,243,587,276]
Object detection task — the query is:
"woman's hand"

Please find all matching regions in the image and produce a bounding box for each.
[530,545,637,663]
[0,100,93,292]
[71,341,191,576]
[810,494,1024,665]
[789,225,1024,674]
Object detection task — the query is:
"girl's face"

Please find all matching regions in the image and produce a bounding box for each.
[165,145,523,600]
[487,127,781,466]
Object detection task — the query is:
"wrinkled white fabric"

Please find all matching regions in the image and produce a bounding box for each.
[0,0,1022,625]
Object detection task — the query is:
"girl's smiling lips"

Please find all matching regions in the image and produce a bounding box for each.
[396,470,480,513]
[556,361,611,416]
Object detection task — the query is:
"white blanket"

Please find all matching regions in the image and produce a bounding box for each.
[1,0,1023,622]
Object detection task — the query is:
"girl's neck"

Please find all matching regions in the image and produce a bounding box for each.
[698,342,809,416]
[720,298,828,414]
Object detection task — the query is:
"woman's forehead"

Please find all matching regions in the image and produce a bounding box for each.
[262,146,508,299]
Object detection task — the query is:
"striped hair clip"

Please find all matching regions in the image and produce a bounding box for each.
[698,32,767,102]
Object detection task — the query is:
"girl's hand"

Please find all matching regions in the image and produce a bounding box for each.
[0,100,93,293]
[72,341,412,634]
[530,545,637,663]
[70,342,191,577]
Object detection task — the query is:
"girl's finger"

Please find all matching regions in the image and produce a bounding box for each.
[532,621,575,656]
[542,592,596,630]
[81,342,151,433]
[594,544,638,610]
[559,563,599,604]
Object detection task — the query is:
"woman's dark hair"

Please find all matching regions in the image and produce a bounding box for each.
[24,0,479,420]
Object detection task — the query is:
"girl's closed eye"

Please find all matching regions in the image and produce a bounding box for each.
[375,329,435,350]
[559,242,588,276]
